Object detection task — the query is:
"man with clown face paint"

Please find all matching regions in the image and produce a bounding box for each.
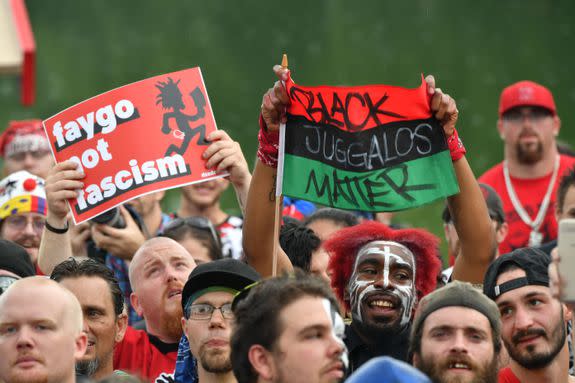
[325,222,441,372]
[243,64,497,374]
[348,241,417,332]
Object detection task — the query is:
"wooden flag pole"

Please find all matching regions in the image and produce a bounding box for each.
[271,53,288,277]
[271,194,281,277]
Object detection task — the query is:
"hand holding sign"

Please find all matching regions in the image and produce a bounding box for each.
[260,65,290,132]
[203,130,250,188]
[425,74,458,138]
[44,161,84,228]
[43,68,225,224]
[202,129,252,213]
[279,70,461,212]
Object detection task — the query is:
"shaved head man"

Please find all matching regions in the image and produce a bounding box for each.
[129,237,196,342]
[114,237,197,381]
[0,277,87,383]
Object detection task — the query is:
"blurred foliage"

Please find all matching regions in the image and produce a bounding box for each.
[1,0,574,261]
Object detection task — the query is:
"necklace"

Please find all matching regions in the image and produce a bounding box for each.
[503,155,560,247]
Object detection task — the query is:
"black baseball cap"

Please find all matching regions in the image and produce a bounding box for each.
[483,247,550,300]
[181,258,260,313]
[0,239,35,278]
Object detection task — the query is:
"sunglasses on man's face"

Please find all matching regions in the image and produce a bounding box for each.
[502,107,553,123]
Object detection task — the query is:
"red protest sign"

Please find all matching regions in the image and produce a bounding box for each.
[43,67,226,224]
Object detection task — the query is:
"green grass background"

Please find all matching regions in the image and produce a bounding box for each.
[1,0,574,260]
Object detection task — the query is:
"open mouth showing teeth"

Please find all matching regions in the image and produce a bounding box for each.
[369,300,395,308]
[449,362,470,370]
[168,291,181,298]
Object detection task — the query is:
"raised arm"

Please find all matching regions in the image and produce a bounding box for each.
[243,65,294,277]
[425,75,495,284]
[202,129,252,215]
[38,161,84,274]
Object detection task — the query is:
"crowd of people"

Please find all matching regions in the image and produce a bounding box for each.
[0,66,574,383]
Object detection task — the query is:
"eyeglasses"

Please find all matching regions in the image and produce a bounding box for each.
[502,108,553,123]
[7,149,52,161]
[3,215,45,234]
[162,216,220,245]
[187,303,233,320]
[0,276,18,296]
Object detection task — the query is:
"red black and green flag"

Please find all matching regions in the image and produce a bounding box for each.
[278,75,459,212]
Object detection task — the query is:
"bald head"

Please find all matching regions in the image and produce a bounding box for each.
[129,236,195,289]
[0,277,83,334]
[0,276,87,383]
[127,237,196,343]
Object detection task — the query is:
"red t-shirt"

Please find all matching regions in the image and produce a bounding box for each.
[113,326,178,382]
[479,155,575,254]
[498,367,520,383]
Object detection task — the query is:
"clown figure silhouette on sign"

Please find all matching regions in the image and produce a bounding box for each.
[156,77,209,156]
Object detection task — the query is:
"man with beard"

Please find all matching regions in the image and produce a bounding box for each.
[231,271,347,383]
[176,258,260,383]
[0,170,46,269]
[244,63,495,373]
[326,223,440,371]
[0,277,87,383]
[50,258,129,381]
[480,81,575,253]
[484,247,575,382]
[410,281,501,383]
[113,237,197,381]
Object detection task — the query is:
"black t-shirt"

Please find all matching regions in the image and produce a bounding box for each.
[344,322,410,374]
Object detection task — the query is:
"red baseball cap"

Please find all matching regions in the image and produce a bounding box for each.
[0,119,48,158]
[498,80,556,117]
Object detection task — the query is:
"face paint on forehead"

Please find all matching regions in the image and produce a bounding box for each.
[321,298,349,371]
[347,241,417,327]
[354,240,415,272]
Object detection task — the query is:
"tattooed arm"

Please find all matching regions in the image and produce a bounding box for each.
[242,65,294,277]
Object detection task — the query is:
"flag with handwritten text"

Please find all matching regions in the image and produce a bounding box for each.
[279,75,459,212]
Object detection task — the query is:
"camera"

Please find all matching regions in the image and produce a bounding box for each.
[90,207,126,229]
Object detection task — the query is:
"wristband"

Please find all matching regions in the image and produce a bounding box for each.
[447,128,466,162]
[257,114,280,168]
[45,220,69,234]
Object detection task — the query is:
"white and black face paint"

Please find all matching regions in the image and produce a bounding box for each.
[321,298,349,371]
[347,241,416,327]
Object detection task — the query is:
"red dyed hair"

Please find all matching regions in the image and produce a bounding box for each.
[325,221,441,311]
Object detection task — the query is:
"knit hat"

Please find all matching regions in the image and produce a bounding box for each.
[483,247,550,300]
[412,281,501,347]
[499,81,556,116]
[0,171,47,220]
[346,356,431,383]
[0,239,35,277]
[0,120,50,158]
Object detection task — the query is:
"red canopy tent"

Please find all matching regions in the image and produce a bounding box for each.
[0,0,35,105]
